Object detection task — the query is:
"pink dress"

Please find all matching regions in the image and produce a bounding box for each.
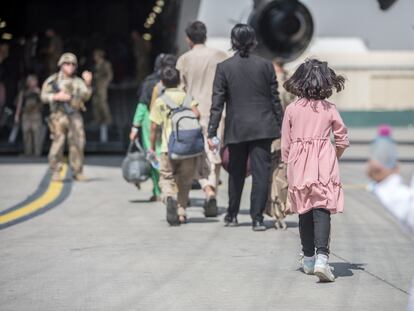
[281,98,350,214]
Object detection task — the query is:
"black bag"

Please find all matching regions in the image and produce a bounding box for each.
[122,140,151,184]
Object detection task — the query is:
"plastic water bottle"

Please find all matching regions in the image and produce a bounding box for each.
[370,125,398,169]
[211,136,220,154]
[147,151,160,170]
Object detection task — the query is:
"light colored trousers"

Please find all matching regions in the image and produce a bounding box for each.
[159,153,198,216]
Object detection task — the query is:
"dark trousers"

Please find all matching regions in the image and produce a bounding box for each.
[299,208,331,256]
[227,139,272,221]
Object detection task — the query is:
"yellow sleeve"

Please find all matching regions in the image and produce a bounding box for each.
[149,84,159,112]
[190,99,198,107]
[149,98,163,125]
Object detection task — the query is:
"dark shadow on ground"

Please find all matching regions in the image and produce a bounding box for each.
[188,198,226,215]
[129,199,157,204]
[0,155,125,168]
[0,156,48,164]
[237,220,298,229]
[284,221,298,228]
[238,210,251,215]
[217,207,226,215]
[82,177,108,182]
[59,177,107,183]
[187,217,220,224]
[295,262,365,281]
[61,177,73,183]
[237,220,274,228]
[188,198,205,207]
[85,156,124,167]
[329,262,366,278]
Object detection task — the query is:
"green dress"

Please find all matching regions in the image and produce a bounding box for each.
[133,103,161,196]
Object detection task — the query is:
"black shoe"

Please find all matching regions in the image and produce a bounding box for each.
[252,220,266,231]
[204,197,218,217]
[224,214,238,227]
[166,197,179,226]
[191,179,202,190]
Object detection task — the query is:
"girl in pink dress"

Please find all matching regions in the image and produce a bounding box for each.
[281,59,349,282]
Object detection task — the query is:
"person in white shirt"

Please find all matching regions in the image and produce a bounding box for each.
[367,159,414,310]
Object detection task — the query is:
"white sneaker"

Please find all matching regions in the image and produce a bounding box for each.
[314,254,335,282]
[299,253,315,275]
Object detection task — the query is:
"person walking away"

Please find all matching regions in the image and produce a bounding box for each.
[14,74,44,156]
[129,54,177,201]
[176,21,228,217]
[207,24,283,231]
[148,54,177,112]
[265,58,297,229]
[149,66,202,225]
[41,52,92,182]
[281,58,349,282]
[92,49,113,143]
[369,124,398,170]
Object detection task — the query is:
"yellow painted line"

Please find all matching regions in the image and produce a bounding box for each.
[0,164,68,225]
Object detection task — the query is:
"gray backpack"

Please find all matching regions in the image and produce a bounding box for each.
[162,94,204,160]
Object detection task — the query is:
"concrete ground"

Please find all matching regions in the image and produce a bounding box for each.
[0,155,413,311]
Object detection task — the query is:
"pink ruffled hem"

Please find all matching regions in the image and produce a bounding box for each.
[288,179,344,215]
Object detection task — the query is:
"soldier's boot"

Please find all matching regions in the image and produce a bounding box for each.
[73,172,88,182]
[52,170,63,182]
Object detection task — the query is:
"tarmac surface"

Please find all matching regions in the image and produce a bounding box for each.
[0,155,414,311]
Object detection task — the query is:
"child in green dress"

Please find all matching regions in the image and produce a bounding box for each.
[129,54,177,201]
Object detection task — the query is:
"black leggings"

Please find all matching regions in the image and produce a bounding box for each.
[299,208,331,256]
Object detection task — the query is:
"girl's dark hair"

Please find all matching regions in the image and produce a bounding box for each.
[284,58,345,100]
[231,23,257,57]
[161,66,180,88]
[154,53,177,73]
[185,21,207,44]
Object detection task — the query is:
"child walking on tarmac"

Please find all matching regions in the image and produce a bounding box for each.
[149,66,203,226]
[129,54,178,201]
[281,59,349,282]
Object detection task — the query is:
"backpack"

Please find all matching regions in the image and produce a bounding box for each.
[162,93,204,160]
[122,139,151,185]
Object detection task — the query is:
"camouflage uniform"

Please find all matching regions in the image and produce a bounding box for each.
[45,34,63,76]
[18,89,43,156]
[92,59,113,125]
[41,53,92,177]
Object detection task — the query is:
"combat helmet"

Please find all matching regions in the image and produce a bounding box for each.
[57,53,78,67]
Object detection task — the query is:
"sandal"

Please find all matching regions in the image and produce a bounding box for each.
[179,215,187,224]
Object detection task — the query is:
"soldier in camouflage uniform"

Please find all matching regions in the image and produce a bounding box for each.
[92,49,113,142]
[41,53,93,181]
[14,75,44,156]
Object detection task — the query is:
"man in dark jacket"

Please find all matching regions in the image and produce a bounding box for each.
[207,24,283,231]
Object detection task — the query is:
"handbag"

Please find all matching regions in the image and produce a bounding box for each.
[122,139,151,184]
[220,146,252,177]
